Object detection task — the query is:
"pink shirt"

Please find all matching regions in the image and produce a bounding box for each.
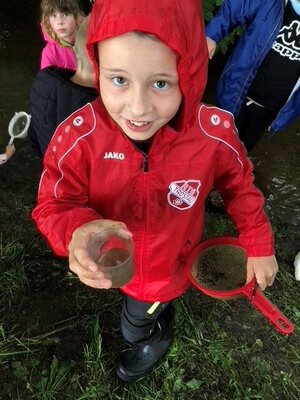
[40,28,76,70]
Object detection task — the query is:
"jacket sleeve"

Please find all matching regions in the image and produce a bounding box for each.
[270,85,300,132]
[205,0,260,43]
[27,83,43,158]
[32,116,102,257]
[199,104,274,257]
[28,70,57,157]
[214,138,274,257]
[216,154,274,256]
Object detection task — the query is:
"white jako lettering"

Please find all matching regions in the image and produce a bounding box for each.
[103,152,125,160]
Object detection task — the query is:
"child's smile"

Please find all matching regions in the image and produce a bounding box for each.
[126,120,152,132]
[98,32,182,142]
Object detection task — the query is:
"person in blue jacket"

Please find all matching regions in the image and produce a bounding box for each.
[205,0,300,151]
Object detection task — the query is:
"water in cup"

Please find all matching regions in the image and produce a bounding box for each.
[87,229,134,288]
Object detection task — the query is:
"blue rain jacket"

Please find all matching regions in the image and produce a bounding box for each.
[206,0,300,133]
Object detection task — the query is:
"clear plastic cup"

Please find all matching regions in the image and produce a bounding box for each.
[87,229,134,288]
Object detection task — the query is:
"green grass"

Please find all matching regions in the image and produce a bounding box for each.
[1,286,299,399]
[0,203,299,399]
[0,236,28,299]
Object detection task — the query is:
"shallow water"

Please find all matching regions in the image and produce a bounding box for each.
[251,123,300,228]
[0,0,299,230]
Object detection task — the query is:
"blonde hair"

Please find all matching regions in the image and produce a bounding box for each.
[40,0,84,40]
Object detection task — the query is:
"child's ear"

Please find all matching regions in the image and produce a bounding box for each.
[76,14,86,28]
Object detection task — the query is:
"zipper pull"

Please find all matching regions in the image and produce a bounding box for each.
[142,155,149,172]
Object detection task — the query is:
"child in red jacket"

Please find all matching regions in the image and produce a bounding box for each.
[32,0,278,383]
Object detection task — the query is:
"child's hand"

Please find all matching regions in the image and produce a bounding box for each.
[206,36,217,59]
[0,144,16,165]
[246,256,279,291]
[68,219,130,289]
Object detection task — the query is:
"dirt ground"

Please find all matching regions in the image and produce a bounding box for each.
[0,136,299,400]
[0,0,299,397]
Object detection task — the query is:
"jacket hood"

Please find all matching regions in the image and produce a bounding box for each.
[86,0,208,131]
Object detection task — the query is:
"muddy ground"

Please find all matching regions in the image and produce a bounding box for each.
[0,0,299,398]
[0,135,299,399]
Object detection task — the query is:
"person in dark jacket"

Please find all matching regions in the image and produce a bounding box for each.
[206,0,300,151]
[28,17,97,157]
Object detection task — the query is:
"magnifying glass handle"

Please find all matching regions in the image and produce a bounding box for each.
[250,289,294,335]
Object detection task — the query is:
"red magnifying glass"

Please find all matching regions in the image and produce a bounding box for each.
[186,236,294,335]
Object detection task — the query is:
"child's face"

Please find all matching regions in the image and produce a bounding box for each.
[98,32,182,142]
[49,9,77,44]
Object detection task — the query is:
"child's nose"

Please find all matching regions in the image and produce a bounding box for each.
[127,87,152,117]
[57,15,65,25]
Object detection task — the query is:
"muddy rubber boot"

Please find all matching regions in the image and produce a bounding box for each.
[116,311,173,382]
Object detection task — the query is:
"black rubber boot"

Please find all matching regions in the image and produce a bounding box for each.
[116,309,173,382]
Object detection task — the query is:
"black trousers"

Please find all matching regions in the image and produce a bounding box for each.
[121,296,172,344]
[235,100,279,152]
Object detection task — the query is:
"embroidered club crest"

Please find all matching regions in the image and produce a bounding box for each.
[168,180,201,210]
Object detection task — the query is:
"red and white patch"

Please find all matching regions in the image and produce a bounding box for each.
[167,180,201,210]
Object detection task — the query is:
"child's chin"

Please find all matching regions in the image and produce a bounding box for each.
[124,131,154,142]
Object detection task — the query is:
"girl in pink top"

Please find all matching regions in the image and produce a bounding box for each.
[39,0,86,70]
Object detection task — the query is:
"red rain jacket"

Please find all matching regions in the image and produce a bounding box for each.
[32,0,274,302]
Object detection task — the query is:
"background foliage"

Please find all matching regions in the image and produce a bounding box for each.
[203,0,243,54]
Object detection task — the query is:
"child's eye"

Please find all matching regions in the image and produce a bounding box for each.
[153,81,168,90]
[112,76,127,86]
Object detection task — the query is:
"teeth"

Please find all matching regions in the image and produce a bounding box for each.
[129,120,149,127]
